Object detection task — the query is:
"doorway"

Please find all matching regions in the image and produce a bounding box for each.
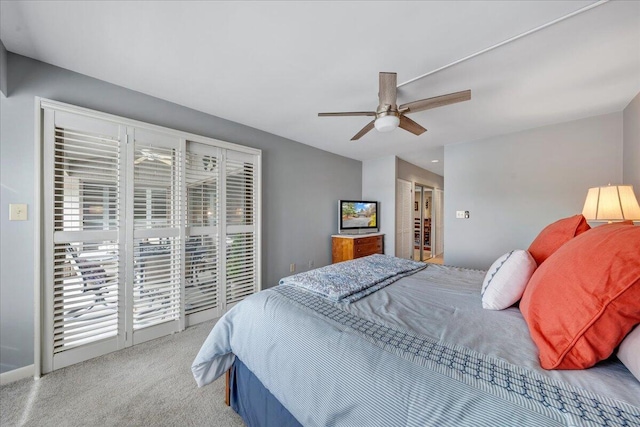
[414,185,433,261]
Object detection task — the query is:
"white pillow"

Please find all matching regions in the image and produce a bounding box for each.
[481,250,536,310]
[618,325,640,382]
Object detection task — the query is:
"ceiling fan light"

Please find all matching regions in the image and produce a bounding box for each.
[374,115,400,132]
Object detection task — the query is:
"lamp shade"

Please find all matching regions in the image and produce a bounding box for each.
[582,185,640,222]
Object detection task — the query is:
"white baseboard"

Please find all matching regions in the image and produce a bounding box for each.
[0,364,34,385]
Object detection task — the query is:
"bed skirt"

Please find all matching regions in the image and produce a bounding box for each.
[230,358,302,427]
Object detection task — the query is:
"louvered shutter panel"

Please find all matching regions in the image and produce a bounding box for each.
[184,142,221,321]
[225,150,259,305]
[130,129,182,338]
[44,110,124,371]
[52,242,119,350]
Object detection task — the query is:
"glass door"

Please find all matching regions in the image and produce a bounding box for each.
[414,185,433,261]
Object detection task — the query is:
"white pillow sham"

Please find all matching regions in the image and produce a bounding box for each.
[481,250,536,310]
[618,325,640,382]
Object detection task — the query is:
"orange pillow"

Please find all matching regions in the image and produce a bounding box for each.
[520,224,640,369]
[527,215,590,265]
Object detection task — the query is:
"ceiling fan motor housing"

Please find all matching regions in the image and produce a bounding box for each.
[374,108,400,132]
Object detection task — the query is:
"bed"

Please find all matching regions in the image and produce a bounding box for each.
[192,226,640,427]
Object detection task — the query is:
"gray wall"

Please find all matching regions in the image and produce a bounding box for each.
[397,158,444,190]
[444,112,623,270]
[362,156,397,255]
[623,92,640,191]
[0,53,362,373]
[0,39,7,97]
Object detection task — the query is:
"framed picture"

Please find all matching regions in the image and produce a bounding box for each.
[414,201,418,211]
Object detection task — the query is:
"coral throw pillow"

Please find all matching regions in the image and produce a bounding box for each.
[527,214,590,266]
[520,224,640,370]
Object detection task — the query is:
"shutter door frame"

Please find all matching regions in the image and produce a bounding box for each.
[223,149,261,310]
[127,127,183,345]
[42,109,127,372]
[184,142,223,327]
[38,99,261,374]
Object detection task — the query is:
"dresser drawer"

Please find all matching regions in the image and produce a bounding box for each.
[332,234,384,263]
[354,243,381,257]
[353,236,383,258]
[354,236,381,247]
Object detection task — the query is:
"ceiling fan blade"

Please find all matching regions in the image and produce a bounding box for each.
[379,72,397,108]
[318,112,376,117]
[134,157,146,165]
[350,120,376,141]
[399,90,471,114]
[399,115,427,136]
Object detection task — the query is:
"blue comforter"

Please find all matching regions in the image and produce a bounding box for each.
[192,264,640,427]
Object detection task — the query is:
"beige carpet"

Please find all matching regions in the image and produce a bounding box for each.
[0,320,245,427]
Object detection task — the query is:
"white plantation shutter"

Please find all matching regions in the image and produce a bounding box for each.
[226,232,256,304]
[52,242,119,351]
[184,235,219,312]
[41,100,260,373]
[43,110,124,372]
[184,142,222,323]
[129,129,182,341]
[225,150,259,305]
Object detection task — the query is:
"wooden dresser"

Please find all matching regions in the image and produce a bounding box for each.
[331,233,384,263]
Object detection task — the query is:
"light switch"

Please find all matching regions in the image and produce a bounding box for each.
[9,204,28,221]
[456,210,470,219]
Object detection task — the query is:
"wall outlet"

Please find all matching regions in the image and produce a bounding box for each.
[9,204,28,221]
[456,210,465,219]
[290,263,296,273]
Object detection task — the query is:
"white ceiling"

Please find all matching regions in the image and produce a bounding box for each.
[2,1,639,176]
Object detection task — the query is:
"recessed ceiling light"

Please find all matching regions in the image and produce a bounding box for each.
[431,160,440,163]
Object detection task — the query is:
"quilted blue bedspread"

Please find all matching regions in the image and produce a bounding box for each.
[278,254,426,302]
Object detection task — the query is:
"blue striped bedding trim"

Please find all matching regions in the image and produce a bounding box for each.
[273,286,640,427]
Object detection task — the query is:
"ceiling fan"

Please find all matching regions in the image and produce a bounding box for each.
[319,72,471,140]
[134,148,172,165]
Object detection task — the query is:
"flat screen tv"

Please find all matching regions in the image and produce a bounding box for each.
[339,200,379,234]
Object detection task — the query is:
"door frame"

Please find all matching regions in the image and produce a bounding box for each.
[34,97,261,378]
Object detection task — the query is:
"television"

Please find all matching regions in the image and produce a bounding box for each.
[338,200,379,234]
